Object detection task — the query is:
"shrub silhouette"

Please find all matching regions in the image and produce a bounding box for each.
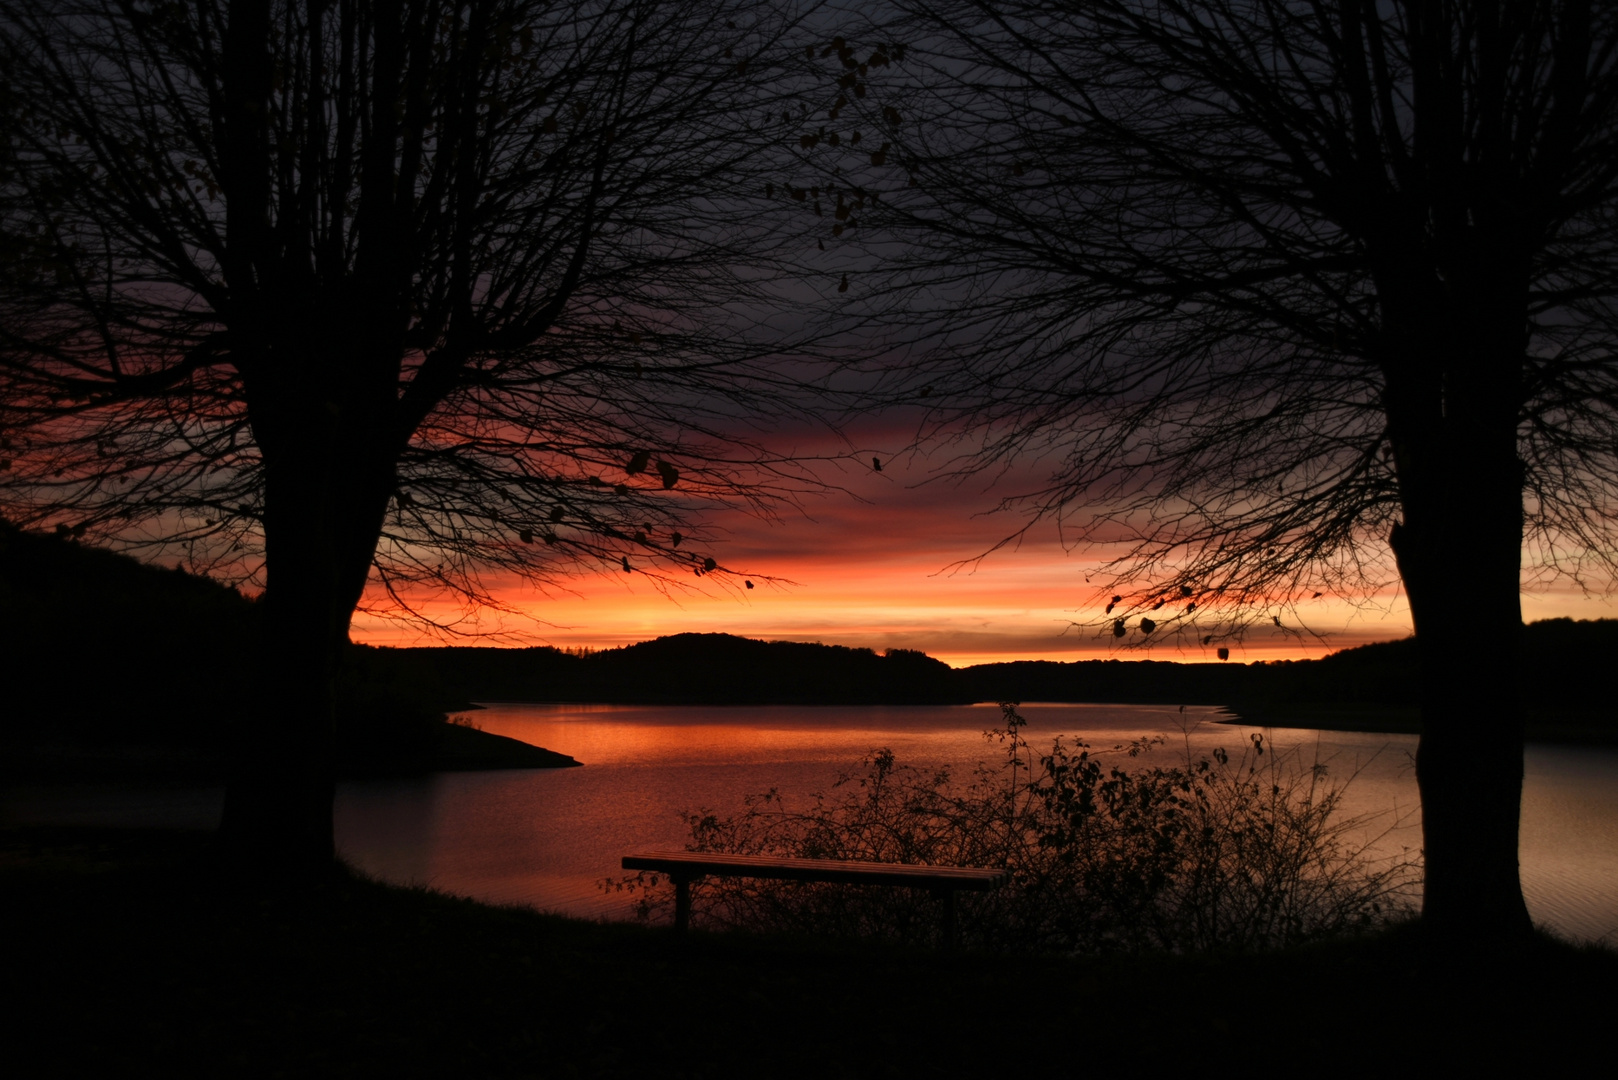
[614,704,1416,954]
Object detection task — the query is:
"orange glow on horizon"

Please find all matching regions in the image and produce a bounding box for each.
[349,439,1613,666]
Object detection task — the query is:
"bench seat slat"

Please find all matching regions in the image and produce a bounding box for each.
[621,851,1008,891]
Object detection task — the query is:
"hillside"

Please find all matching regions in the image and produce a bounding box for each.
[0,521,576,778]
[0,520,260,748]
[409,633,965,706]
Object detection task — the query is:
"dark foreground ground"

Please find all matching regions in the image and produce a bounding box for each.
[3,827,1613,1078]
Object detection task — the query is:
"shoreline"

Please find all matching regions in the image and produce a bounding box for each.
[1214,702,1618,745]
[1,722,579,786]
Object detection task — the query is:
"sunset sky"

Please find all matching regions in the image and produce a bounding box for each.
[350,420,1613,667]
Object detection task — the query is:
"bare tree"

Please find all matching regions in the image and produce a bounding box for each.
[791,1,1618,936]
[0,0,835,862]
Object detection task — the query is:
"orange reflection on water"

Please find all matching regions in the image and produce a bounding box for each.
[329,702,1618,942]
[460,701,1052,769]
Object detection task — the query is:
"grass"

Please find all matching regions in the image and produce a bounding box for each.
[2,826,1614,1077]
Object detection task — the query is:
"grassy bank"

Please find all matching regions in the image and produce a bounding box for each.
[2,828,1613,1077]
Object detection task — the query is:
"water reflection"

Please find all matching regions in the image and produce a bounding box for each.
[346,703,1421,926]
[1519,744,1618,942]
[6,701,1612,944]
[333,702,1615,943]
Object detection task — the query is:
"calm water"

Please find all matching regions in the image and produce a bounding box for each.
[7,702,1615,943]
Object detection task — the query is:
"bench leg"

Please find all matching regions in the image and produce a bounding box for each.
[934,888,959,952]
[673,875,691,934]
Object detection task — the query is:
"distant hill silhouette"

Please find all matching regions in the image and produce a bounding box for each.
[954,622,1613,738]
[4,519,1611,753]
[407,633,964,705]
[407,621,1611,716]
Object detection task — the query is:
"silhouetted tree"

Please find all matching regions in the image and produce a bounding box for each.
[0,0,829,862]
[797,2,1618,935]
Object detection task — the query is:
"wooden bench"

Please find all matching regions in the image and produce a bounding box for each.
[621,851,1008,950]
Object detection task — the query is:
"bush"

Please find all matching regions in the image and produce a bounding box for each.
[611,704,1417,954]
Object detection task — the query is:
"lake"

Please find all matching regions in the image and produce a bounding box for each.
[7,702,1615,943]
[335,702,1618,942]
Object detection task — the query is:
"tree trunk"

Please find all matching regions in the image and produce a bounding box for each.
[220,374,395,868]
[218,522,340,866]
[1385,293,1534,939]
[1391,492,1532,940]
[219,483,343,865]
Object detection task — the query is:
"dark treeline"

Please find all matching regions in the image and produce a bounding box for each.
[407,635,962,706]
[957,625,1613,739]
[961,623,1617,710]
[5,523,1612,761]
[412,622,1611,732]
